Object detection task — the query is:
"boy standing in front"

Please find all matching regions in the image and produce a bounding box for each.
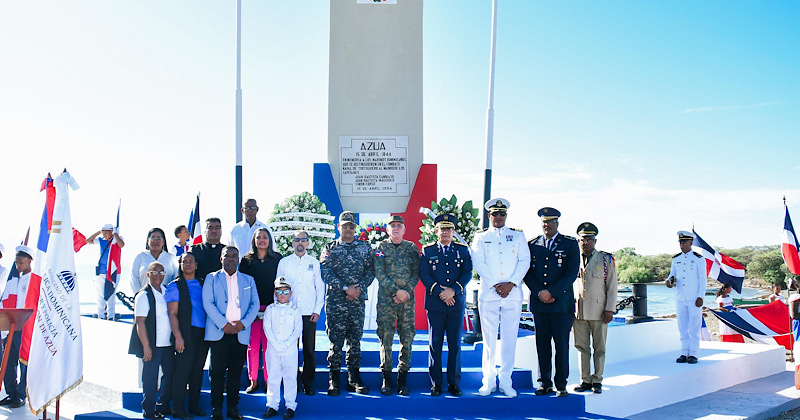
[263,277,303,419]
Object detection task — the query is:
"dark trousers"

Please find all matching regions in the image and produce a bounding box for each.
[427,309,463,386]
[209,334,247,412]
[172,327,209,413]
[533,312,574,390]
[2,332,26,401]
[300,315,316,387]
[142,346,175,415]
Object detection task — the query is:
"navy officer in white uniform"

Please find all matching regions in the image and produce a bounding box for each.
[471,198,530,397]
[666,231,706,364]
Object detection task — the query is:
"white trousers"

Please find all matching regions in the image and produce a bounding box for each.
[265,348,298,411]
[96,275,116,319]
[479,298,522,388]
[676,300,702,357]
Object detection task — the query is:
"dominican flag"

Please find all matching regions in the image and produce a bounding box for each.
[26,171,83,413]
[782,205,800,275]
[709,300,792,350]
[105,201,122,300]
[20,174,55,365]
[188,193,203,245]
[692,229,745,294]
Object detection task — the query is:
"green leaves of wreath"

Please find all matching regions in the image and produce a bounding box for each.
[419,195,480,246]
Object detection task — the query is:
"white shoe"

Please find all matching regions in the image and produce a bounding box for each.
[499,385,517,397]
[478,384,496,396]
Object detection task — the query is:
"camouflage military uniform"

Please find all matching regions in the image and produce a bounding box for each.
[320,238,375,370]
[374,239,420,372]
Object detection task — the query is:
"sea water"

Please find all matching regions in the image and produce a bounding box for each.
[615,283,765,317]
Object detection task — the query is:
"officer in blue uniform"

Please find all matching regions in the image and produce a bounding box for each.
[523,207,580,397]
[419,214,472,397]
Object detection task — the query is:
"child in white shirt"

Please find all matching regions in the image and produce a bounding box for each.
[263,277,303,419]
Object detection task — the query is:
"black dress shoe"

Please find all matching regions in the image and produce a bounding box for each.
[262,408,278,419]
[8,398,26,409]
[556,389,568,397]
[687,356,698,364]
[447,384,462,397]
[303,385,315,396]
[226,408,243,420]
[156,406,173,416]
[676,355,687,363]
[211,410,224,420]
[430,384,442,396]
[282,409,295,420]
[143,412,165,420]
[189,407,207,417]
[573,382,593,392]
[174,411,194,420]
[592,384,602,394]
[534,386,554,396]
[0,396,14,406]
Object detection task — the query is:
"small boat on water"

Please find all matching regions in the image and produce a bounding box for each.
[618,286,632,293]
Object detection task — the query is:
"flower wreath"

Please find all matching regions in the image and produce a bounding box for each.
[267,192,335,258]
[419,195,480,246]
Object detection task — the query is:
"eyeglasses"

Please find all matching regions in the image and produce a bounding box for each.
[243,206,258,211]
[148,237,164,241]
[275,289,291,296]
[147,271,165,276]
[292,238,309,242]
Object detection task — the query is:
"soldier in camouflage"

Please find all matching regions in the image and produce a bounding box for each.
[320,211,375,396]
[373,215,420,396]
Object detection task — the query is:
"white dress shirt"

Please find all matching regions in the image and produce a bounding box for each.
[227,219,276,257]
[276,253,325,316]
[130,250,179,293]
[134,283,172,347]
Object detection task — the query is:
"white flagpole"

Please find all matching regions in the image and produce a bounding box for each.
[235,0,243,223]
[482,0,499,229]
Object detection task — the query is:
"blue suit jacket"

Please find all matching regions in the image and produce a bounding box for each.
[202,269,260,345]
[523,233,580,314]
[419,242,472,312]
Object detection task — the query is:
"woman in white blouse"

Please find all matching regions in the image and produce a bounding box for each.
[131,228,179,293]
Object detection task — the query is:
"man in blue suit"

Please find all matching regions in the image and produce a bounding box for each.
[202,246,260,420]
[523,207,580,397]
[419,214,472,397]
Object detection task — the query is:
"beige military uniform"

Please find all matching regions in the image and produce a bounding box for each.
[573,249,617,385]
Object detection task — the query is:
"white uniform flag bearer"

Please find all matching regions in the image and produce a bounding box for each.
[27,171,83,414]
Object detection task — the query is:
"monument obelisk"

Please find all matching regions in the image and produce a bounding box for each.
[327,0,423,214]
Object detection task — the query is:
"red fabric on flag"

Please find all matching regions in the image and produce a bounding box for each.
[749,300,792,336]
[73,228,87,252]
[721,334,745,343]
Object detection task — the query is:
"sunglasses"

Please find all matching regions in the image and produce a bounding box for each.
[275,289,291,296]
[292,238,310,242]
[490,211,507,217]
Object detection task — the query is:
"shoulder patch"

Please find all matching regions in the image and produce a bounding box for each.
[673,253,682,258]
[423,243,437,249]
[475,227,488,233]
[562,235,576,240]
[693,251,703,258]
[453,241,467,247]
[508,227,523,232]
[529,235,543,244]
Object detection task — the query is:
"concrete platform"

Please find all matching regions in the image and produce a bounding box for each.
[515,319,788,418]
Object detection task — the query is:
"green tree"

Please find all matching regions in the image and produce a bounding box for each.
[747,249,788,286]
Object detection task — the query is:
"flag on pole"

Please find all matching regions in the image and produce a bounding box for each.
[709,300,793,350]
[104,201,122,300]
[782,205,800,276]
[188,193,203,245]
[692,229,745,294]
[20,174,55,365]
[26,171,83,414]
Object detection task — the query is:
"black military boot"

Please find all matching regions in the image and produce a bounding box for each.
[328,370,340,396]
[397,370,410,396]
[347,369,370,394]
[380,370,392,395]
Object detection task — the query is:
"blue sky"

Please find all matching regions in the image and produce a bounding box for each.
[1,1,798,285]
